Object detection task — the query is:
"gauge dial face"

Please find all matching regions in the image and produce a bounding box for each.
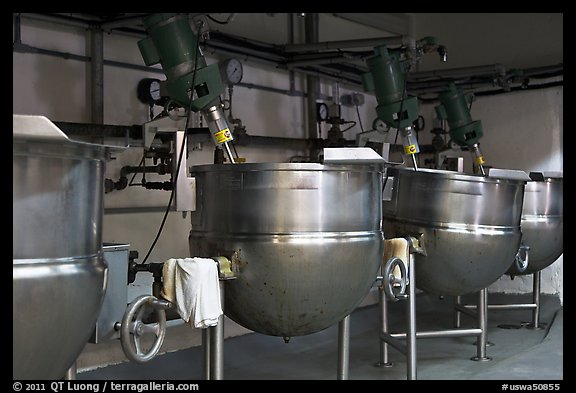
[317,103,329,121]
[225,58,243,85]
[149,80,161,101]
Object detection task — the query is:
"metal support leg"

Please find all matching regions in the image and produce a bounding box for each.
[375,286,393,367]
[337,315,350,380]
[64,362,77,380]
[209,281,225,379]
[528,271,543,329]
[406,254,417,380]
[202,329,211,380]
[471,288,492,361]
[454,296,462,328]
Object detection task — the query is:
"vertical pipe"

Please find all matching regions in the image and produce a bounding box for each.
[64,362,77,380]
[337,315,350,380]
[91,26,104,124]
[376,286,392,367]
[305,13,319,144]
[14,13,22,45]
[209,281,225,379]
[531,271,542,329]
[472,288,491,361]
[288,13,295,95]
[406,253,417,380]
[454,295,462,328]
[202,329,211,380]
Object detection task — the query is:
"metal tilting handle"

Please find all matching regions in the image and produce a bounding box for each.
[515,243,530,273]
[120,295,172,364]
[382,257,408,301]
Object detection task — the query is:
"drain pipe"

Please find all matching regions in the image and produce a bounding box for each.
[91,26,104,124]
[305,13,320,159]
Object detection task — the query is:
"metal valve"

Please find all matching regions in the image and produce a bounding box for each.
[382,256,408,301]
[119,295,172,363]
[514,243,530,274]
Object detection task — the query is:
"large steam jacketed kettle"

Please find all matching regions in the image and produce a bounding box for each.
[13,115,119,379]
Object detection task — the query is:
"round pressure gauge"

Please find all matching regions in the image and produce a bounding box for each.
[137,78,162,105]
[317,103,329,121]
[221,58,243,85]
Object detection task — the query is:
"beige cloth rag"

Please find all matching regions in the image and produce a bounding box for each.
[383,238,409,280]
[161,257,223,328]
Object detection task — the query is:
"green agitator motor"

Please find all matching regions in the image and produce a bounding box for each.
[435,83,486,175]
[362,45,421,169]
[138,13,235,163]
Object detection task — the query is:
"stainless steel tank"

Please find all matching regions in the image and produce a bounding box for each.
[507,173,563,275]
[13,115,112,379]
[382,167,526,296]
[188,163,383,337]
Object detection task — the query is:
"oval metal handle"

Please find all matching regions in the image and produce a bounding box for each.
[382,256,407,301]
[514,244,530,273]
[120,295,168,364]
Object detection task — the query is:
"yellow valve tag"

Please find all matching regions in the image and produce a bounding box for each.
[475,155,486,165]
[214,128,233,144]
[404,144,417,155]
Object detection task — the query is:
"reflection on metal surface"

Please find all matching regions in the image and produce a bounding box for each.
[189,163,383,336]
[507,174,563,275]
[383,167,526,296]
[13,115,110,379]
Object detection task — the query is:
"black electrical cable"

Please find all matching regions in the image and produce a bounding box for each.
[355,105,364,132]
[141,22,204,265]
[128,154,146,187]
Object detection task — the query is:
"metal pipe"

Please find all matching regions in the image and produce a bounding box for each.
[409,64,506,81]
[531,271,542,329]
[63,362,77,380]
[288,13,295,94]
[376,286,392,367]
[454,296,462,328]
[104,206,176,214]
[13,13,22,44]
[379,332,407,355]
[90,27,104,124]
[391,328,482,339]
[237,81,306,97]
[209,281,225,379]
[337,315,350,380]
[472,288,491,361]
[21,13,91,29]
[463,303,537,310]
[284,36,413,53]
[456,304,478,318]
[305,13,319,142]
[100,14,151,31]
[202,328,211,380]
[406,254,417,380]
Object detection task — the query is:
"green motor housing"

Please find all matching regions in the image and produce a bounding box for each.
[362,45,418,129]
[138,13,224,111]
[435,83,484,147]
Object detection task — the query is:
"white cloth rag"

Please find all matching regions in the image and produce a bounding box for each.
[161,257,223,328]
[383,238,410,282]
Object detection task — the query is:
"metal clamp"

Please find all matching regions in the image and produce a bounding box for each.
[382,257,408,301]
[120,295,171,364]
[514,243,530,273]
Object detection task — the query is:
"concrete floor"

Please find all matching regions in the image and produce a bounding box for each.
[79,292,562,380]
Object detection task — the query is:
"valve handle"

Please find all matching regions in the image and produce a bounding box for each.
[120,295,168,364]
[514,244,530,273]
[382,257,408,301]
